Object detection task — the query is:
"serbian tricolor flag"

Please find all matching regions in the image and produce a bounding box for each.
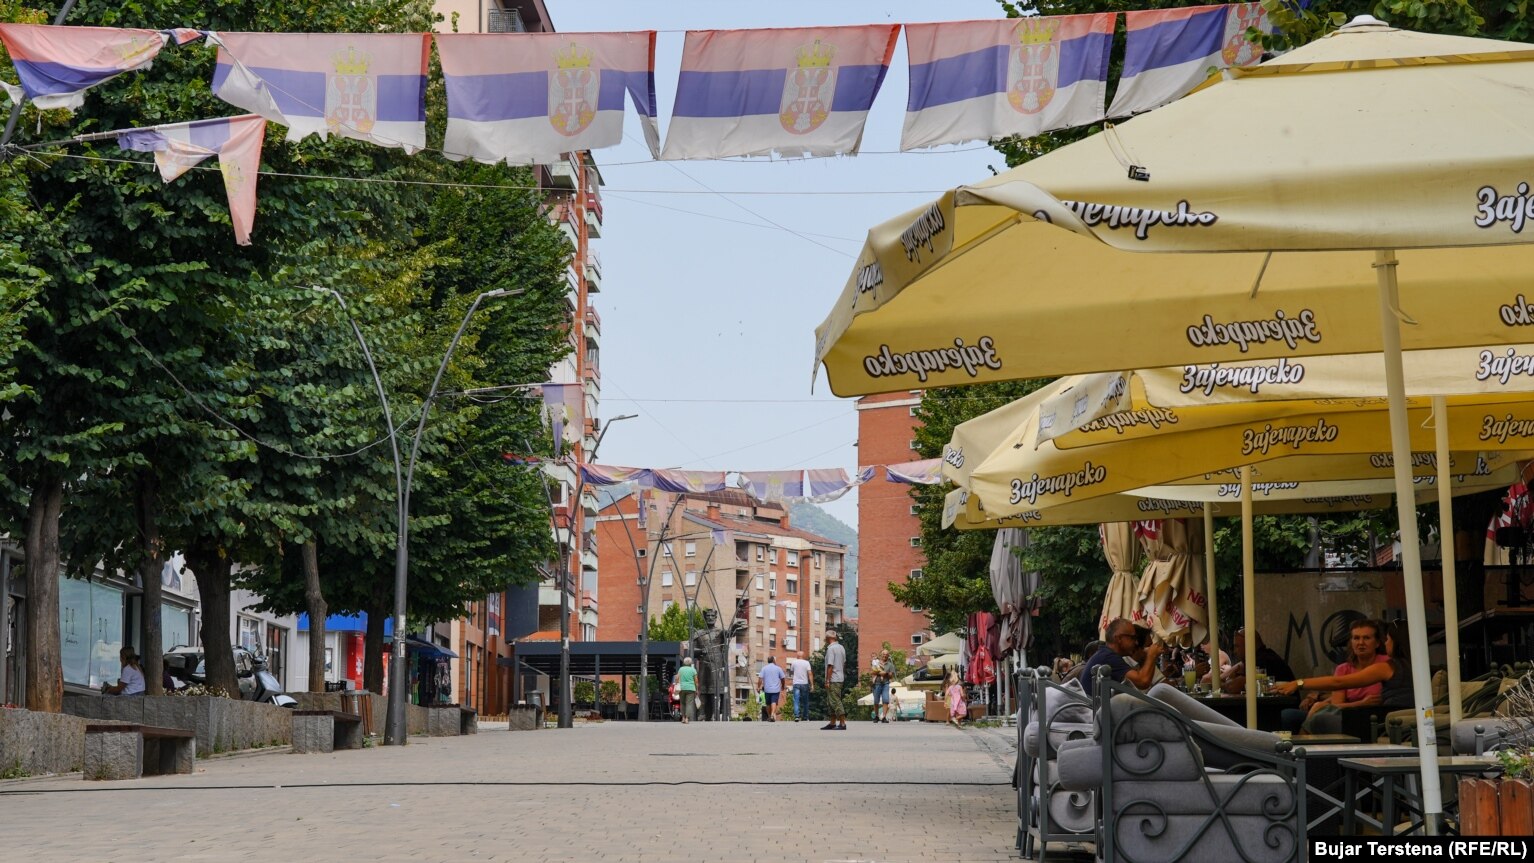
[902,15,1113,150]
[208,32,430,153]
[118,114,267,245]
[885,458,944,485]
[436,31,659,165]
[0,24,169,110]
[661,24,899,159]
[650,470,728,494]
[1108,3,1268,118]
[740,470,805,503]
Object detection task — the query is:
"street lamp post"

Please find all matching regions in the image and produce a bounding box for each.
[313,286,517,746]
[552,412,635,729]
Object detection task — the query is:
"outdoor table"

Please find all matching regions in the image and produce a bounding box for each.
[1339,755,1501,837]
[1295,742,1419,834]
[1291,733,1359,745]
[1196,694,1298,730]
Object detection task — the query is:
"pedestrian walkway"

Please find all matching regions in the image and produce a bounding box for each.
[0,719,1018,862]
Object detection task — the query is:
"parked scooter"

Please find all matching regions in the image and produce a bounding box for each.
[164,645,297,707]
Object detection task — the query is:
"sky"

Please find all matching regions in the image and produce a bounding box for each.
[542,0,1009,526]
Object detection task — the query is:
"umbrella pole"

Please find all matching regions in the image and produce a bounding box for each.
[1432,395,1463,727]
[1204,508,1221,693]
[1377,249,1444,832]
[1241,466,1256,729]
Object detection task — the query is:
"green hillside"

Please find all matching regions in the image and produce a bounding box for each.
[790,503,858,612]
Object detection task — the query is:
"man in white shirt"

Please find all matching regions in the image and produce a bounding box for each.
[821,630,847,731]
[787,655,814,722]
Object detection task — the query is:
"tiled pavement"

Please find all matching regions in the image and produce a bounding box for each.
[0,718,1020,862]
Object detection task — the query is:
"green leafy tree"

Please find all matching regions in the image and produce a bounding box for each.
[647,603,709,642]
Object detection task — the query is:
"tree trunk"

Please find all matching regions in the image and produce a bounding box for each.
[23,475,64,712]
[135,471,164,696]
[185,538,239,697]
[302,540,327,693]
[364,590,386,696]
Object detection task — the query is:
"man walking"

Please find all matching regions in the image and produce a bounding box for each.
[787,654,814,722]
[821,630,847,730]
[756,656,787,722]
[871,648,895,723]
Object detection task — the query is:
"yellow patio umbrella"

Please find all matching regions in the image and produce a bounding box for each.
[818,19,1534,823]
[1098,522,1142,640]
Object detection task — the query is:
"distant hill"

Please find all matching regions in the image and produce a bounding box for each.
[790,503,858,612]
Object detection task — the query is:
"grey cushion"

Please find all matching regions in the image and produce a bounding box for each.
[1023,720,1094,758]
[1042,678,1092,725]
[1116,772,1294,817]
[1451,718,1534,755]
[1056,738,1204,787]
[1056,738,1103,789]
[1193,720,1280,771]
[1108,694,1187,744]
[1149,683,1239,728]
[1109,812,1297,863]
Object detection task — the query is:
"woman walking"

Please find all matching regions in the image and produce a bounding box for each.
[678,657,698,724]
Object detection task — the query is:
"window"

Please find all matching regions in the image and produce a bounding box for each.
[663,599,674,613]
[59,576,124,689]
[769,579,777,597]
[786,579,797,594]
[911,633,925,645]
[771,548,779,564]
[909,439,919,450]
[161,604,193,651]
[910,569,924,580]
[769,632,777,648]
[813,609,821,624]
[909,406,918,416]
[785,634,797,651]
[636,548,647,558]
[237,616,262,652]
[910,504,921,515]
[662,571,673,587]
[813,552,823,569]
[685,541,697,558]
[787,554,798,568]
[685,569,697,586]
[754,574,764,591]
[813,583,820,597]
[754,605,763,619]
[755,546,764,561]
[768,603,776,621]
[909,537,923,547]
[785,608,797,629]
[813,638,821,651]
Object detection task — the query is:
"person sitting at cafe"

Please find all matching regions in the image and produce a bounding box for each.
[1272,619,1413,722]
[1193,639,1233,687]
[1061,640,1102,686]
[1080,618,1162,692]
[1215,627,1296,695]
[1275,618,1391,733]
[102,647,146,696]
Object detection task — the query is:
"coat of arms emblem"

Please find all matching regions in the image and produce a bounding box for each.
[1221,3,1267,67]
[327,46,377,135]
[550,42,598,137]
[780,40,835,135]
[1008,18,1060,115]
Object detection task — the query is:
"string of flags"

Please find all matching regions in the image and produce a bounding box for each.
[500,456,945,504]
[0,5,1269,243]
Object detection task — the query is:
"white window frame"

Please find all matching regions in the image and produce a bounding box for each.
[785,634,797,651]
[754,605,763,619]
[663,543,673,557]
[909,537,922,547]
[685,541,697,558]
[754,574,764,591]
[755,546,764,561]
[813,552,823,569]
[635,548,647,558]
[685,569,697,586]
[813,609,821,624]
[813,638,821,651]
[787,554,798,568]
[910,568,924,580]
[768,603,776,621]
[911,633,925,645]
[661,571,673,587]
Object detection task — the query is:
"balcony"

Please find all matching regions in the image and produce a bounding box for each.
[584,304,601,335]
[548,157,578,189]
[582,364,600,386]
[580,590,598,613]
[585,187,604,224]
[487,7,525,32]
[584,205,601,238]
[585,252,602,293]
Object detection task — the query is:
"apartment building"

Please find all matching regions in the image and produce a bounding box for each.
[595,489,847,712]
[428,0,609,715]
[856,393,933,670]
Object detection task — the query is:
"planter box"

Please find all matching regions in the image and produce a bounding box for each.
[63,695,291,755]
[0,707,102,776]
[924,701,949,723]
[364,698,429,735]
[1460,778,1534,836]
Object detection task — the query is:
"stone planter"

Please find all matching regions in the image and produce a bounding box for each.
[0,707,99,776]
[63,694,291,755]
[1460,778,1534,835]
[506,704,541,731]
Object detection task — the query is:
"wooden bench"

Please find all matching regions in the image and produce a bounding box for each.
[291,710,364,754]
[84,724,195,781]
[426,704,477,736]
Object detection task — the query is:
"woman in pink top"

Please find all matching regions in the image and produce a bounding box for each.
[1281,618,1389,734]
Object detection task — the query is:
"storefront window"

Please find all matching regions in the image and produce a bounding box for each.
[162,604,192,651]
[237,616,261,653]
[59,576,124,688]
